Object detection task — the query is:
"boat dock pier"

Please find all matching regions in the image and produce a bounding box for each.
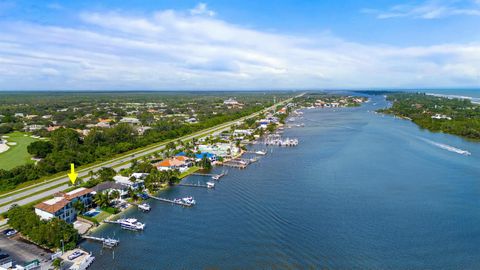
[222,160,248,169]
[83,236,119,248]
[148,195,194,207]
[178,182,213,189]
[192,173,216,176]
[192,171,227,180]
[104,220,123,225]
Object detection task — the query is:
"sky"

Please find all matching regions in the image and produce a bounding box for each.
[0,0,479,90]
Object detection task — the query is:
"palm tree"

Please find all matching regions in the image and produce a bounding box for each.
[110,190,121,202]
[166,169,180,185]
[128,187,138,201]
[93,191,110,208]
[72,200,85,215]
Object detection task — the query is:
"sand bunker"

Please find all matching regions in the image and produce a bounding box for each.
[0,142,9,154]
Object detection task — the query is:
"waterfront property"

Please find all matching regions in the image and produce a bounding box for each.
[154,156,192,172]
[34,187,93,223]
[113,175,144,190]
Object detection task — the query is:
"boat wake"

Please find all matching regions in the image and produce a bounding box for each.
[419,137,471,156]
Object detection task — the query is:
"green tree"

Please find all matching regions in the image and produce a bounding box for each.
[72,200,85,214]
[93,191,110,208]
[27,141,54,158]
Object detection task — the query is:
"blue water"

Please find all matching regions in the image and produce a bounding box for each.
[83,95,480,269]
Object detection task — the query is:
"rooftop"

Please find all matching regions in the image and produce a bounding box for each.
[35,197,70,214]
[64,187,93,201]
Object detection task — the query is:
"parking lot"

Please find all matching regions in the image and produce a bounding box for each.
[0,233,52,268]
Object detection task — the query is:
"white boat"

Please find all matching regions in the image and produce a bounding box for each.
[206,181,215,188]
[182,197,196,205]
[255,150,267,155]
[212,175,220,181]
[138,203,151,212]
[119,218,145,231]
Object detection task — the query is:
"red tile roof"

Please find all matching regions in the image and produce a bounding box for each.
[35,198,70,214]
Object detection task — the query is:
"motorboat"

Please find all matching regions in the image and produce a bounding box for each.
[119,218,145,231]
[138,203,151,212]
[206,181,215,188]
[182,197,196,205]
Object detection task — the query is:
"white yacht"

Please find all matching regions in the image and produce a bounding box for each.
[206,181,215,188]
[255,150,267,155]
[119,218,145,231]
[138,203,151,212]
[182,197,196,205]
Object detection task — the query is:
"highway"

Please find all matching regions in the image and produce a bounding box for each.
[0,95,301,213]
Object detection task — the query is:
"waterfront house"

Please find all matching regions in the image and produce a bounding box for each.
[63,188,93,209]
[91,182,129,198]
[233,129,253,137]
[35,197,75,223]
[113,175,144,190]
[198,143,239,157]
[154,156,191,172]
[34,187,93,223]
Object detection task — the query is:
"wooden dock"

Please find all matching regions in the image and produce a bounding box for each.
[83,236,119,248]
[192,173,216,176]
[148,195,194,207]
[104,220,122,224]
[178,183,211,189]
[222,162,247,169]
[192,171,227,180]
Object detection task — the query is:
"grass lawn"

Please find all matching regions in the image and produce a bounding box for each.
[94,211,112,222]
[0,132,40,170]
[179,166,200,179]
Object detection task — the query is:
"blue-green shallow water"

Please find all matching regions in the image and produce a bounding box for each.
[83,95,480,269]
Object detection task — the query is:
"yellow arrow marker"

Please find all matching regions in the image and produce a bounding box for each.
[67,163,78,184]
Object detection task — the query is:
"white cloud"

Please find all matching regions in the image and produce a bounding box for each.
[0,3,479,90]
[363,0,480,19]
[190,3,215,17]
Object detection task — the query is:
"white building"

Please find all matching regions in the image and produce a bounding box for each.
[113,175,144,189]
[34,188,93,223]
[120,117,141,125]
[233,129,253,137]
[24,124,45,132]
[34,197,74,222]
[431,114,452,120]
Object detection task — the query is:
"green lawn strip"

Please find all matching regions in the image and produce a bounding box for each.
[0,97,294,200]
[179,166,200,179]
[0,132,39,170]
[93,211,112,223]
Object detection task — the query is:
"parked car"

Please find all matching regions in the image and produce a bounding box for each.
[67,251,84,260]
[3,229,17,237]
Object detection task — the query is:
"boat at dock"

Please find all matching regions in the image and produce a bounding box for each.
[138,203,151,212]
[118,218,145,231]
[255,150,267,155]
[206,181,215,188]
[181,197,196,205]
